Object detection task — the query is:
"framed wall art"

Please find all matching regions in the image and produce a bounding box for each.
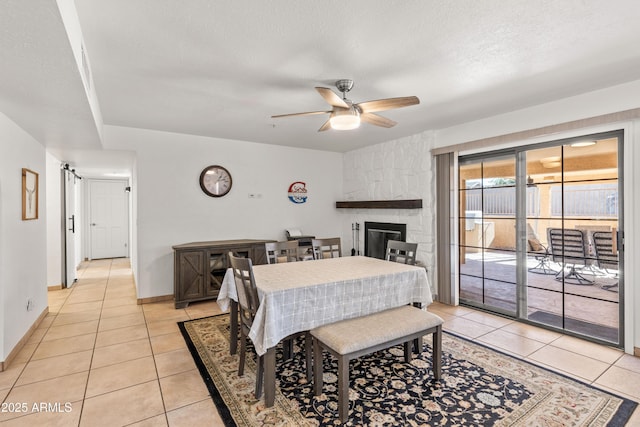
[22,168,39,220]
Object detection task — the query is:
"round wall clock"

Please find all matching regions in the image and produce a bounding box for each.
[199,165,232,197]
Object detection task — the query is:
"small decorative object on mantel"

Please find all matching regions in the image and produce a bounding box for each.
[335,199,422,209]
[22,168,39,220]
[287,181,308,204]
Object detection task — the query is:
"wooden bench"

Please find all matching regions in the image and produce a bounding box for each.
[311,305,443,422]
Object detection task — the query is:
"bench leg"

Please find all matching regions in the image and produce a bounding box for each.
[403,341,412,362]
[412,336,423,354]
[433,325,442,380]
[338,356,349,423]
[313,338,323,396]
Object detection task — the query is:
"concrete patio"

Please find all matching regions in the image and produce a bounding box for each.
[460,252,620,344]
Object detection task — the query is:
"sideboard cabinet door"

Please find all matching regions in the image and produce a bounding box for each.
[174,250,205,308]
[173,239,274,308]
[205,247,251,298]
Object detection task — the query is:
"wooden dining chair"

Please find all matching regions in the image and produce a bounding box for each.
[311,238,342,259]
[385,239,422,351]
[229,253,264,397]
[265,240,299,264]
[228,252,311,399]
[385,240,417,265]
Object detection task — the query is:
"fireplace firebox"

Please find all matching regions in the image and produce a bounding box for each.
[364,222,407,260]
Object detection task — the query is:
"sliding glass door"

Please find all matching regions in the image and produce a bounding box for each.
[459,154,518,316]
[458,131,623,346]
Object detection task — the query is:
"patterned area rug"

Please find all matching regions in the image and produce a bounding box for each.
[178,314,636,426]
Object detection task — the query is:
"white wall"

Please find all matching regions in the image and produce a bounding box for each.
[104,125,344,299]
[0,112,48,361]
[434,80,640,148]
[46,152,62,288]
[342,131,437,292]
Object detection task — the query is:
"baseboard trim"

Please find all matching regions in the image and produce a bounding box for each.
[0,307,49,372]
[635,347,640,357]
[47,284,63,291]
[137,294,173,305]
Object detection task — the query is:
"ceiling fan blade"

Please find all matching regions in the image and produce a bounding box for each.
[318,119,332,132]
[360,112,397,128]
[315,87,349,109]
[271,111,330,119]
[357,96,420,113]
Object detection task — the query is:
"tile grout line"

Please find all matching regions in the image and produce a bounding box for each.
[436,303,633,389]
[77,258,112,426]
[140,281,171,426]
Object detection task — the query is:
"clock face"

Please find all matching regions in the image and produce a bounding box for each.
[199,165,232,197]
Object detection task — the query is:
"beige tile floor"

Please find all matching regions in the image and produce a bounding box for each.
[0,258,638,426]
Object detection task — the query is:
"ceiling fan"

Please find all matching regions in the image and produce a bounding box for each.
[271,79,420,131]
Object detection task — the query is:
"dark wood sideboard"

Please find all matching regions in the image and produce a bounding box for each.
[172,239,274,308]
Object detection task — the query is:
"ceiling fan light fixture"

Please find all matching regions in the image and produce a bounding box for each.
[329,107,360,130]
[272,79,419,131]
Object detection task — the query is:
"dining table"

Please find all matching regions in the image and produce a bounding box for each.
[216,255,433,407]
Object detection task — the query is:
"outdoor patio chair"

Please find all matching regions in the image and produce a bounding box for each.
[592,231,619,292]
[547,228,594,285]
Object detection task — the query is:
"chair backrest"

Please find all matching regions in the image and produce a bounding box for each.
[592,231,618,270]
[385,240,417,265]
[228,252,260,331]
[575,225,611,255]
[547,228,588,266]
[311,238,342,260]
[265,240,299,264]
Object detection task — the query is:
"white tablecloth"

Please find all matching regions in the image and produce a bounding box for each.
[217,256,432,355]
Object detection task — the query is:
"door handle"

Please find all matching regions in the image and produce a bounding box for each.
[91,223,96,226]
[69,215,75,233]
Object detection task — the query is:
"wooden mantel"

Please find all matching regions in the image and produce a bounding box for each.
[335,199,423,209]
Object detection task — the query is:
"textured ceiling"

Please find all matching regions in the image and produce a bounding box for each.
[0,0,102,150]
[73,0,640,152]
[3,0,640,170]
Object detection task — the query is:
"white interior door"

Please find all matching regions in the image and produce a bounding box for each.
[63,169,79,287]
[89,179,129,259]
